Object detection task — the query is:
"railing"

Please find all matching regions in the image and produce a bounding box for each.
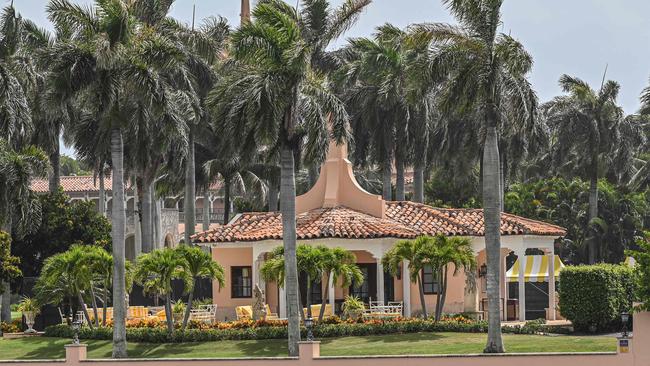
[179,209,230,224]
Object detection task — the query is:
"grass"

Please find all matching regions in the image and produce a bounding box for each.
[0,333,616,360]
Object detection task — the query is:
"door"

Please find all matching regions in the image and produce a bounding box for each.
[350,264,377,303]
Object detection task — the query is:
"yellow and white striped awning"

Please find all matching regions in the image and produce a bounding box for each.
[506,255,565,283]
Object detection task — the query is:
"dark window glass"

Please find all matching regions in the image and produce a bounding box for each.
[231,266,252,298]
[422,265,439,294]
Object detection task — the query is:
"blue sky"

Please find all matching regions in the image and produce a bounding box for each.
[13,0,650,154]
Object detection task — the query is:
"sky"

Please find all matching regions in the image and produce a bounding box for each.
[12,0,650,154]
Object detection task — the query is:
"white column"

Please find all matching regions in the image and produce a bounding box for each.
[279,280,286,318]
[402,260,411,317]
[503,252,509,321]
[517,249,526,321]
[548,247,556,321]
[328,275,335,310]
[376,260,385,304]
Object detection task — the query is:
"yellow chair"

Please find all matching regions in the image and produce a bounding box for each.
[235,306,253,320]
[156,309,166,321]
[303,304,333,319]
[265,304,279,320]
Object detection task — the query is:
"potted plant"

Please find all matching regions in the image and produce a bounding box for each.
[172,300,185,324]
[17,297,40,334]
[342,296,365,321]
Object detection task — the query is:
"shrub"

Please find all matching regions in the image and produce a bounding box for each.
[628,235,650,311]
[559,264,635,332]
[1,320,22,333]
[43,316,570,343]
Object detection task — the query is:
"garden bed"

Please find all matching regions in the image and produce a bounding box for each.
[43,317,572,343]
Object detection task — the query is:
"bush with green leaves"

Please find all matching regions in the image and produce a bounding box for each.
[628,234,650,311]
[43,318,570,343]
[559,264,635,332]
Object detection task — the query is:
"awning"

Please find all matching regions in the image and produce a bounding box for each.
[506,255,565,283]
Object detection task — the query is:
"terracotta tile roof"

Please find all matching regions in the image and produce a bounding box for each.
[385,202,567,237]
[192,202,566,244]
[192,206,418,243]
[179,223,222,237]
[31,176,119,193]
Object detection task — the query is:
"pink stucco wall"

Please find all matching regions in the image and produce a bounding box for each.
[212,247,254,320]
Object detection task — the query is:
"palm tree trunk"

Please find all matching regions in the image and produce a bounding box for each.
[48,139,60,193]
[77,292,94,330]
[268,179,278,212]
[90,287,100,327]
[98,170,106,217]
[435,268,442,321]
[182,280,195,331]
[305,277,312,319]
[588,169,598,264]
[165,294,173,333]
[318,272,329,321]
[141,177,153,253]
[417,276,428,319]
[382,159,392,201]
[110,128,128,358]
[280,146,301,356]
[412,163,424,203]
[102,284,108,327]
[184,128,196,245]
[202,187,210,231]
[223,177,231,225]
[396,158,405,201]
[437,266,449,321]
[483,125,505,353]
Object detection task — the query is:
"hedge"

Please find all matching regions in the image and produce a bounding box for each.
[44,319,570,343]
[559,264,635,332]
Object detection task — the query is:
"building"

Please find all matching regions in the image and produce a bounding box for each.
[30,176,233,260]
[192,140,566,322]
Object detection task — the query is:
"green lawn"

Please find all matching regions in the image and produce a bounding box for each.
[0,333,616,360]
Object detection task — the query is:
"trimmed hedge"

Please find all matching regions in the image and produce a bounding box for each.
[559,264,634,332]
[44,319,570,343]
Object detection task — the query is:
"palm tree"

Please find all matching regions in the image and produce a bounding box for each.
[134,248,189,333]
[382,236,432,319]
[46,0,190,356]
[426,235,476,321]
[176,245,225,330]
[414,0,537,352]
[209,1,349,355]
[542,75,627,263]
[317,246,362,321]
[0,4,33,148]
[0,140,48,322]
[35,245,99,329]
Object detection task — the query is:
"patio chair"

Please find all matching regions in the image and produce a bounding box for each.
[235,306,253,320]
[265,304,279,320]
[58,308,68,325]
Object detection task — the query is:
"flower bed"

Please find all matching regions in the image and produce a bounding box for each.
[44,316,571,343]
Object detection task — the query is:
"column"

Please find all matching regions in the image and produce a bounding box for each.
[517,249,526,321]
[548,247,556,321]
[376,260,385,304]
[402,260,411,317]
[328,275,335,310]
[503,252,509,320]
[279,280,286,318]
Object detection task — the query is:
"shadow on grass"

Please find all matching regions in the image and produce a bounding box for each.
[20,338,67,360]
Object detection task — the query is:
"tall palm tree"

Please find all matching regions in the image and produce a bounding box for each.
[134,248,190,333]
[414,0,537,352]
[0,140,48,322]
[542,75,627,263]
[46,0,190,357]
[176,245,224,330]
[209,0,349,355]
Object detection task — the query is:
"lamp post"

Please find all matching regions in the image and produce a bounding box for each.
[305,317,314,341]
[621,311,630,338]
[71,312,83,344]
